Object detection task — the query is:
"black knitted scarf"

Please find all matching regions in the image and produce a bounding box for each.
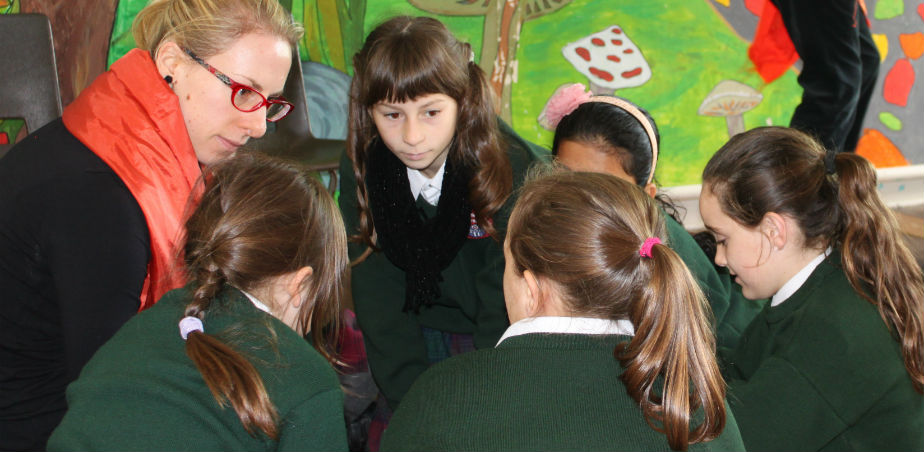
[366,140,473,313]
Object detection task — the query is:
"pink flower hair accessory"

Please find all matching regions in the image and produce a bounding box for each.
[638,237,661,259]
[538,83,593,130]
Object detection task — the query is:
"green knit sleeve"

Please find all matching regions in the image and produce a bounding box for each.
[350,251,431,409]
[277,388,348,451]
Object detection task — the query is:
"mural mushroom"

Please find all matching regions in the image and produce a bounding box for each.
[562,25,652,95]
[697,79,763,137]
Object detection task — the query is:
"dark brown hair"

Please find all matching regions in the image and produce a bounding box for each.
[507,169,726,450]
[181,152,348,438]
[703,126,924,393]
[346,15,512,249]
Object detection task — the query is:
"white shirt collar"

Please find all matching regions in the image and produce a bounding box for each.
[241,290,273,315]
[771,248,831,307]
[407,160,446,206]
[496,316,635,347]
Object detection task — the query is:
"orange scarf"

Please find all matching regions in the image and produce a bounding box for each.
[63,48,203,310]
[749,0,868,83]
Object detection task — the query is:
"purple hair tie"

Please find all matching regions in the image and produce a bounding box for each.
[639,237,661,259]
[179,316,204,340]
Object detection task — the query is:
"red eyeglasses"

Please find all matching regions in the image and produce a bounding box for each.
[184,48,293,122]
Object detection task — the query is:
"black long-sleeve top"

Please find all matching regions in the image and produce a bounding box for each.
[0,118,150,451]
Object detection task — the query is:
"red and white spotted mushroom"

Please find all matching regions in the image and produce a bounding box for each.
[697,79,763,137]
[562,25,651,95]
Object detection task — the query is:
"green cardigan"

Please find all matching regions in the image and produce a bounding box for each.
[721,253,924,451]
[663,215,765,350]
[338,120,546,408]
[47,286,347,452]
[382,333,746,451]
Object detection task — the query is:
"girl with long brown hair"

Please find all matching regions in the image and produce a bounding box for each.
[700,126,924,451]
[339,15,545,411]
[383,170,744,451]
[48,153,349,451]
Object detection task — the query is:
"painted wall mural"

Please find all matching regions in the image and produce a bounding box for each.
[2,0,921,186]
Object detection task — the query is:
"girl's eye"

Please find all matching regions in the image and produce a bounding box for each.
[424,110,440,118]
[382,112,400,120]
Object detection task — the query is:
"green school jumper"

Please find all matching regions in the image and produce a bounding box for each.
[721,252,924,451]
[47,286,347,452]
[338,120,546,409]
[381,333,747,451]
[663,215,765,350]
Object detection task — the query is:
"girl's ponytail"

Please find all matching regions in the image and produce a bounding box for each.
[182,241,280,439]
[617,241,726,450]
[463,55,510,237]
[178,153,348,439]
[834,153,924,392]
[508,169,727,450]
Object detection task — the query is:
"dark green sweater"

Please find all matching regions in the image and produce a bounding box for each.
[382,333,746,451]
[663,215,764,350]
[338,120,546,408]
[721,253,924,451]
[47,286,347,452]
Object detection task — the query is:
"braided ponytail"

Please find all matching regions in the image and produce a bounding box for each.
[179,153,348,439]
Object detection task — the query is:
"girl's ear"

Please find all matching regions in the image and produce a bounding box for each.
[760,212,789,250]
[285,266,314,308]
[642,182,657,199]
[522,270,543,317]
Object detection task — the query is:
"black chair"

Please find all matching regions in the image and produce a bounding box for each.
[0,13,62,158]
[248,47,343,194]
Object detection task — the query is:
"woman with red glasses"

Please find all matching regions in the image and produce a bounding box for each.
[0,1,301,450]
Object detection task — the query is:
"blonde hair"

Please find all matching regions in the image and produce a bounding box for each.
[133,0,303,59]
[508,168,726,450]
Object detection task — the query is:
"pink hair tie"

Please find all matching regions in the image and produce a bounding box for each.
[639,237,661,258]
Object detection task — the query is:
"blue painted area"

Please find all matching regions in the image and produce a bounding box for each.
[303,61,351,140]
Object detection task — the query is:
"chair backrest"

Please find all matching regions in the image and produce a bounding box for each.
[248,46,345,193]
[0,13,63,157]
[248,46,313,154]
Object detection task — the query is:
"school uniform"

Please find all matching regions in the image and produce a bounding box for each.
[338,120,545,409]
[382,317,747,451]
[46,286,347,452]
[721,251,924,451]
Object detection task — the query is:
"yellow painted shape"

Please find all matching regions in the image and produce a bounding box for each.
[872,33,889,62]
[305,2,324,63]
[318,0,345,71]
[899,32,924,60]
[715,0,730,6]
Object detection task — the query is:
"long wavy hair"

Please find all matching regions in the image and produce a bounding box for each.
[181,153,348,439]
[507,169,726,450]
[703,126,924,394]
[346,15,512,249]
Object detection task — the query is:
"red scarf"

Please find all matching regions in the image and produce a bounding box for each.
[749,0,869,83]
[63,48,203,310]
